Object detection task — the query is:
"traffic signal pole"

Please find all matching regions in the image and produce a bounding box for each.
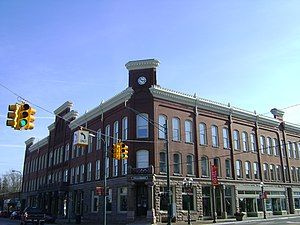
[165,122,172,225]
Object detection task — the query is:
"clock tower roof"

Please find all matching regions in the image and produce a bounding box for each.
[125,59,160,71]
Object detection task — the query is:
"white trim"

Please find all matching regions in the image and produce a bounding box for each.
[48,123,55,131]
[54,101,73,115]
[25,137,35,146]
[28,137,49,152]
[125,59,160,71]
[69,88,134,130]
[63,110,79,121]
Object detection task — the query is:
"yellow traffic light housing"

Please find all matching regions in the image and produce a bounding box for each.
[120,142,128,159]
[6,104,20,129]
[112,142,121,160]
[18,103,36,130]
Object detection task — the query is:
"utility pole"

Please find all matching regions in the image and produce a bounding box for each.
[103,134,107,225]
[165,122,172,225]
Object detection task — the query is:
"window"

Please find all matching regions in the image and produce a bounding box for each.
[91,191,99,213]
[182,186,194,210]
[160,186,173,211]
[122,117,128,141]
[80,164,85,183]
[71,145,76,158]
[284,166,289,181]
[267,137,272,155]
[297,167,300,182]
[96,129,102,150]
[88,136,93,153]
[211,125,219,147]
[250,133,257,152]
[185,120,193,143]
[87,162,92,181]
[276,165,282,181]
[172,117,180,141]
[113,159,118,177]
[60,147,64,163]
[136,150,149,168]
[294,143,299,159]
[273,138,279,156]
[223,128,230,149]
[49,151,53,167]
[270,164,276,181]
[107,188,112,211]
[63,169,68,182]
[113,121,119,144]
[158,115,167,139]
[281,140,286,157]
[75,166,79,183]
[136,113,148,138]
[260,136,266,154]
[70,168,74,184]
[233,130,240,150]
[236,160,243,178]
[105,125,110,147]
[118,187,128,212]
[187,155,194,175]
[122,159,128,175]
[291,167,297,182]
[225,159,231,178]
[245,161,251,179]
[242,132,249,152]
[263,163,269,180]
[199,123,207,145]
[173,153,181,174]
[95,160,100,180]
[65,144,70,161]
[159,152,167,173]
[201,156,209,177]
[213,158,221,177]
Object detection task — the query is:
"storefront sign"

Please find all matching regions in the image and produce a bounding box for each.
[211,165,219,186]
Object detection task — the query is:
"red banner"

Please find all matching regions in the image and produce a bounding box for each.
[211,165,219,186]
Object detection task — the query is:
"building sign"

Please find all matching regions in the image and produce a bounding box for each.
[96,186,104,196]
[73,130,89,146]
[211,165,219,186]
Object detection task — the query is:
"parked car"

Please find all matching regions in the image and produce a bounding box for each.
[20,207,46,225]
[0,210,9,218]
[10,210,21,220]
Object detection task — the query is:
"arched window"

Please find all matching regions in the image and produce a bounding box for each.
[105,125,110,147]
[187,155,194,175]
[242,132,248,152]
[173,153,181,174]
[64,144,69,162]
[122,117,128,141]
[245,161,251,179]
[136,150,149,168]
[276,165,282,181]
[233,130,240,150]
[172,117,181,141]
[260,136,266,154]
[159,152,166,173]
[185,120,193,143]
[236,160,243,178]
[211,125,219,147]
[96,129,102,150]
[270,164,276,181]
[136,113,149,138]
[250,133,257,152]
[267,137,272,155]
[158,115,167,139]
[213,157,221,177]
[223,128,230,149]
[225,159,231,178]
[263,163,269,180]
[113,121,119,144]
[201,156,209,177]
[199,123,207,145]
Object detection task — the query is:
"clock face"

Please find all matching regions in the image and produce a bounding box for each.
[137,76,147,85]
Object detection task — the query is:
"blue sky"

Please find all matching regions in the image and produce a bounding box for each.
[1,1,300,175]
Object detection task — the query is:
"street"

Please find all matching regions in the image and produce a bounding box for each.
[0,218,20,225]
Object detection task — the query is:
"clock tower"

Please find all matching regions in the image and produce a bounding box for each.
[125,59,160,91]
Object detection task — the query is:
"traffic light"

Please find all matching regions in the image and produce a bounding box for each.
[120,142,128,159]
[112,142,121,160]
[18,103,36,130]
[6,104,20,129]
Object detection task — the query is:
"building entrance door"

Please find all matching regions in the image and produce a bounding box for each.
[136,183,148,217]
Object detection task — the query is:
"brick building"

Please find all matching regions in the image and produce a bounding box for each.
[22,59,300,224]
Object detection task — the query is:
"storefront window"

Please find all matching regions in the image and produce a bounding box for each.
[159,187,173,211]
[202,187,211,216]
[182,187,194,210]
[118,187,127,212]
[272,198,281,211]
[281,198,287,210]
[266,199,272,211]
[295,198,300,209]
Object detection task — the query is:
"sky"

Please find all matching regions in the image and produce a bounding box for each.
[0,1,300,176]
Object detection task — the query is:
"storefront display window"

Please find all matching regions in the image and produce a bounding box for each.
[202,187,211,216]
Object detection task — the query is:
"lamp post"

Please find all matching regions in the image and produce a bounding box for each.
[183,178,193,225]
[260,182,266,219]
[12,170,22,210]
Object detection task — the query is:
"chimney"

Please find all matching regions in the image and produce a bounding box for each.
[270,108,284,121]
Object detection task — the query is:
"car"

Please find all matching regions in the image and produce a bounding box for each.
[20,207,45,225]
[10,210,21,220]
[0,210,9,218]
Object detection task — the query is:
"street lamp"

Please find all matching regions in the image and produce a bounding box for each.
[260,182,266,219]
[183,178,193,225]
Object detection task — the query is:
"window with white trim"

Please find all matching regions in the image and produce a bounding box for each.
[136,113,148,138]
[118,187,128,212]
[159,115,167,139]
[136,150,149,168]
[87,162,92,181]
[172,117,180,141]
[122,117,128,141]
[95,160,100,180]
[233,130,240,150]
[223,127,230,149]
[113,159,118,177]
[199,123,207,145]
[211,125,219,147]
[185,120,193,143]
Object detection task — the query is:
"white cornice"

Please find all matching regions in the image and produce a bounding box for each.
[69,87,134,130]
[150,85,287,129]
[63,110,79,121]
[54,101,73,115]
[25,137,35,146]
[48,122,55,131]
[28,137,48,152]
[285,122,300,133]
[125,59,160,71]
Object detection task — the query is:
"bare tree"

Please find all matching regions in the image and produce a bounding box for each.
[0,170,22,194]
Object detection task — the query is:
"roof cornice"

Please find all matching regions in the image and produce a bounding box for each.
[25,137,35,146]
[48,122,55,131]
[54,101,73,115]
[125,59,160,71]
[63,110,79,121]
[150,85,284,129]
[69,87,134,130]
[28,137,48,152]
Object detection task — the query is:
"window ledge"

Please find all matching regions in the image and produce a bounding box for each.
[185,142,194,145]
[173,173,182,176]
[187,174,196,177]
[160,172,167,175]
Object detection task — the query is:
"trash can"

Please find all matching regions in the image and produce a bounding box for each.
[75,214,81,224]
